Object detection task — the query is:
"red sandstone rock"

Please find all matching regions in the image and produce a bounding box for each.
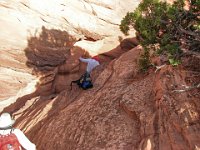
[3,44,200,150]
[0,1,199,150]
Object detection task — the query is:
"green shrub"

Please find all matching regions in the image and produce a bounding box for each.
[120,0,200,71]
[139,47,151,72]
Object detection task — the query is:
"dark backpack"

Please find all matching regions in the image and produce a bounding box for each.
[71,73,93,90]
[0,129,21,150]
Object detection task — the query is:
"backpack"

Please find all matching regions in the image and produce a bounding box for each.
[71,73,93,90]
[0,129,21,150]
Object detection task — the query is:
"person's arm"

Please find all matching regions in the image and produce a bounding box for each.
[79,57,91,63]
[14,129,36,150]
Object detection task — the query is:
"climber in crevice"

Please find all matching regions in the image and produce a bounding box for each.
[70,55,100,90]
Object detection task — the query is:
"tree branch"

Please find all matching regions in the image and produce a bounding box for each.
[178,25,200,41]
[172,83,200,93]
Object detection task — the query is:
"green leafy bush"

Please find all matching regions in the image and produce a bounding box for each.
[139,47,150,72]
[120,0,200,70]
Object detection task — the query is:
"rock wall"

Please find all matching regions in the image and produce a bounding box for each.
[1,0,200,150]
[0,0,140,105]
[0,0,140,51]
[3,42,200,149]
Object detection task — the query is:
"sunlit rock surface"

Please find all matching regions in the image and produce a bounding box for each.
[0,48,36,111]
[0,0,139,51]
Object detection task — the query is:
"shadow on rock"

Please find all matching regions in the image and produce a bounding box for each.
[24,26,76,74]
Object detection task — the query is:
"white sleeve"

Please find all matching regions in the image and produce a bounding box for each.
[79,57,90,63]
[14,129,36,150]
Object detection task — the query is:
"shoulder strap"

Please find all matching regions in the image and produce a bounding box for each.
[10,128,15,134]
